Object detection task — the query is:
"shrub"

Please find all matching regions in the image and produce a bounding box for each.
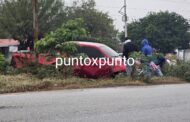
[163,62,190,82]
[0,53,6,73]
[35,18,87,54]
[0,53,5,66]
[12,62,73,79]
[184,71,190,82]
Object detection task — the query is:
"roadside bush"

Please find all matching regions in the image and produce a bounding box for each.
[0,53,5,68]
[35,18,87,54]
[0,53,6,74]
[163,62,190,82]
[11,62,73,79]
[184,71,190,82]
[36,64,73,79]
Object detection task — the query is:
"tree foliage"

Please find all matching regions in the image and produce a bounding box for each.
[66,0,119,50]
[0,0,66,49]
[121,11,190,53]
[35,18,87,54]
[0,0,119,51]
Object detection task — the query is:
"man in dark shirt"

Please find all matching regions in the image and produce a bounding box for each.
[123,37,137,59]
[122,37,138,77]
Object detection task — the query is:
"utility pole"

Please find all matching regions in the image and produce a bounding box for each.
[124,0,128,38]
[32,0,39,42]
[119,0,128,38]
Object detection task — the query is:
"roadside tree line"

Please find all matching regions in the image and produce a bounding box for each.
[120,11,190,53]
[0,0,119,50]
[0,0,190,53]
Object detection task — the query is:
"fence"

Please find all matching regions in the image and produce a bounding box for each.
[177,49,190,62]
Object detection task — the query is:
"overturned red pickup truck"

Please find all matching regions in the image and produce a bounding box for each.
[11,42,126,78]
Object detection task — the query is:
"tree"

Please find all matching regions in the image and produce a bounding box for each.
[0,0,121,51]
[35,18,88,54]
[120,11,190,53]
[66,0,119,50]
[0,0,67,49]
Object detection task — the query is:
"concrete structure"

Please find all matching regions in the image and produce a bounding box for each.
[0,39,20,62]
[177,49,190,62]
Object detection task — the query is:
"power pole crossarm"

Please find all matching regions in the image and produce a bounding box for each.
[119,0,128,38]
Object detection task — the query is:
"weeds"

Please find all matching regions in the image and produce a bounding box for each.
[0,73,186,94]
[163,61,190,82]
[0,74,140,94]
[8,62,73,79]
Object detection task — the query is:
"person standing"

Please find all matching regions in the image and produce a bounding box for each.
[123,37,137,76]
[141,39,163,77]
[123,37,137,59]
[141,39,153,56]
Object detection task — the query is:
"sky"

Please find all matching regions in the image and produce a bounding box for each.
[64,0,190,31]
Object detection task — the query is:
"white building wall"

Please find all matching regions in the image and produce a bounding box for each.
[184,49,190,62]
[177,49,190,62]
[178,50,184,60]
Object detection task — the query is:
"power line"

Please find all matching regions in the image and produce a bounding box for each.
[65,1,190,13]
[158,0,190,5]
[95,5,190,13]
[65,0,190,5]
[64,1,190,20]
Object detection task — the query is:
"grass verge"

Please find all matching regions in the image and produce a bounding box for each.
[0,74,187,94]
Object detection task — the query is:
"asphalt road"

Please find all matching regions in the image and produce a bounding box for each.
[1,84,190,122]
